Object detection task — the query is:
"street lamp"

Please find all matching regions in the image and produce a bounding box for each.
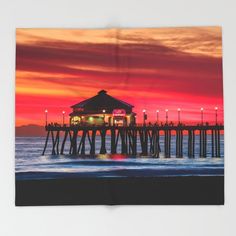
[165,109,168,124]
[177,108,181,124]
[215,107,218,125]
[143,109,146,125]
[156,110,159,124]
[45,109,48,126]
[201,108,204,125]
[62,111,65,126]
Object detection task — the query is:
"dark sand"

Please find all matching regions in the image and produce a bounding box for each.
[15,176,224,205]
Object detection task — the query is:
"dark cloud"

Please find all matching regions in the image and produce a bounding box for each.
[16,39,223,98]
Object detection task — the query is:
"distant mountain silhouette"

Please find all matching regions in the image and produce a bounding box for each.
[16,124,45,137]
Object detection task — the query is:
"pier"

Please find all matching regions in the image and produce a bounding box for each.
[42,124,224,158]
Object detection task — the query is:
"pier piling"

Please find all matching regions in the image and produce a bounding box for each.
[42,124,223,158]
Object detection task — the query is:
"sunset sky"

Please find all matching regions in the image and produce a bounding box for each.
[16,27,223,126]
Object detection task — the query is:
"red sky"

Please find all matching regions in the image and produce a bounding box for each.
[16,27,223,126]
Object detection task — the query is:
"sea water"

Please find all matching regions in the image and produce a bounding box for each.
[15,135,224,180]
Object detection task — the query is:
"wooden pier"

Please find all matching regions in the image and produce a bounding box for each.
[42,124,224,158]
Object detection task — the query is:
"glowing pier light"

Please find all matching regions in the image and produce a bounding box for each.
[215,107,218,124]
[156,110,159,124]
[143,109,147,125]
[45,109,48,126]
[177,108,181,124]
[62,111,65,126]
[201,108,204,125]
[165,109,168,124]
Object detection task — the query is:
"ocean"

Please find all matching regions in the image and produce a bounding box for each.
[15,135,224,180]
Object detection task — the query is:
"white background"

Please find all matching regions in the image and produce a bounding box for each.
[0,0,236,235]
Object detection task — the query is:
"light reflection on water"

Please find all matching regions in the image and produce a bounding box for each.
[15,136,224,179]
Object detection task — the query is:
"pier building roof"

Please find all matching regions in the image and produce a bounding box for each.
[70,90,134,115]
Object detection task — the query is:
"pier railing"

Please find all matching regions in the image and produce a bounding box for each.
[42,124,224,158]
